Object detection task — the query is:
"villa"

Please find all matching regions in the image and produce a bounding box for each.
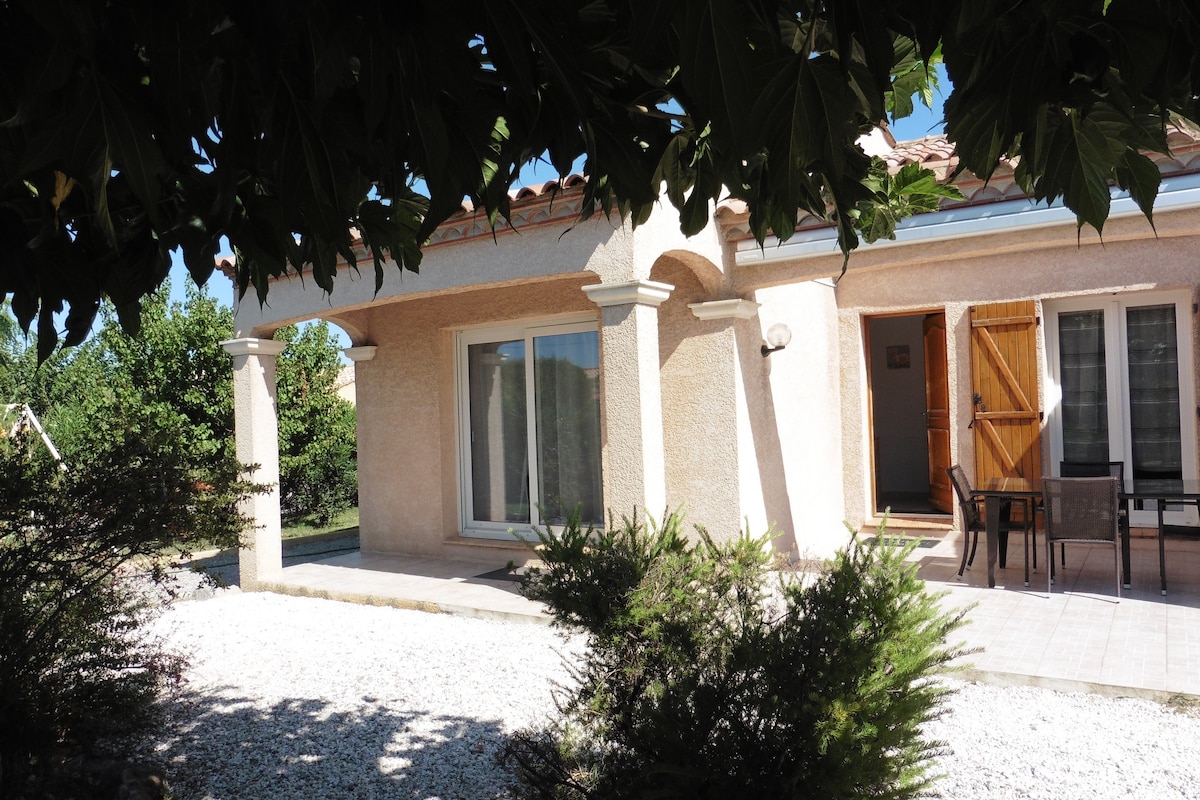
[220,127,1200,588]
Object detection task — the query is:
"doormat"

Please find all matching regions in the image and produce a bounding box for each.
[863,536,939,549]
[474,567,527,583]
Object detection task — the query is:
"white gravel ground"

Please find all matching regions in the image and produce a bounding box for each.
[135,592,1200,800]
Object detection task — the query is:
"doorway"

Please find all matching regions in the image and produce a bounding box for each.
[867,312,953,516]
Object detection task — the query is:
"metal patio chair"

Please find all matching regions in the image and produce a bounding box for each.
[1042,476,1121,599]
[1059,461,1128,567]
[947,465,1038,586]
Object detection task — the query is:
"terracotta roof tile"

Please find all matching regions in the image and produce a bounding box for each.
[883,134,958,168]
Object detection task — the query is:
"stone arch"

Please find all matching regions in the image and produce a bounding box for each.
[649,250,726,301]
[323,314,368,346]
[247,313,366,350]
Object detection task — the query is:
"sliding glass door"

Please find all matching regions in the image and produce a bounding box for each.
[1046,292,1198,527]
[458,319,602,538]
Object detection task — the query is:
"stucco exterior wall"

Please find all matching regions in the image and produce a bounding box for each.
[223,189,793,565]
[220,147,1200,582]
[831,213,1200,532]
[229,214,635,341]
[655,261,744,536]
[631,197,728,284]
[352,276,599,563]
[749,281,847,558]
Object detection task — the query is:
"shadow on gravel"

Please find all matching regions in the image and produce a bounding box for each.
[143,688,519,799]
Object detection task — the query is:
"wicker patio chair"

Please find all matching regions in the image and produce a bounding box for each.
[947,465,1038,586]
[1042,476,1121,599]
[1059,461,1128,567]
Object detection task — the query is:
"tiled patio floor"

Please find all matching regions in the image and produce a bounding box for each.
[901,528,1200,700]
[266,549,547,623]
[260,530,1200,701]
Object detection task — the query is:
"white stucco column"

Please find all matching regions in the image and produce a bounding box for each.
[221,337,288,590]
[686,298,770,539]
[583,280,674,521]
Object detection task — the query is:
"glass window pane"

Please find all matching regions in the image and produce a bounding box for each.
[533,331,602,525]
[1058,310,1109,463]
[468,341,529,523]
[1127,304,1183,482]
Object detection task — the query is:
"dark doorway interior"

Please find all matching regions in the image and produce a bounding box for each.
[867,314,951,517]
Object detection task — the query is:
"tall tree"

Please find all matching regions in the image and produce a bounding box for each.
[81,282,237,476]
[274,321,358,525]
[0,300,85,423]
[1,1,1197,353]
[3,290,358,524]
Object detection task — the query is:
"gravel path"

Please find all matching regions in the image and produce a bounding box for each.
[134,592,1200,800]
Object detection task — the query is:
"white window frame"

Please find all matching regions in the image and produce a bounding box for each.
[455,315,601,540]
[1044,289,1198,527]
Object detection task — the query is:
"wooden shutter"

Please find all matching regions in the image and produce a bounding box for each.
[969,301,1042,484]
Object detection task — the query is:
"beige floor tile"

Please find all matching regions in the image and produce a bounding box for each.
[913,535,1200,698]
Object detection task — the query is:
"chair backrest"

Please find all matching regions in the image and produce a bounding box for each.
[946,465,981,528]
[1060,460,1125,492]
[1042,477,1120,543]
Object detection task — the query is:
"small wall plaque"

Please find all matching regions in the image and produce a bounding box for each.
[886,344,911,369]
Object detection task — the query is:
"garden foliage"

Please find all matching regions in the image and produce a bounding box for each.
[0,416,259,797]
[90,281,239,480]
[508,511,969,800]
[3,288,358,529]
[5,2,1196,353]
[274,321,358,525]
[0,295,262,796]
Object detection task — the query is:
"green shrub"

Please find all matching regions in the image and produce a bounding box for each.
[0,422,259,797]
[506,511,969,800]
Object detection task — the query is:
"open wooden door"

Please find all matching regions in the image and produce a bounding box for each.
[969,301,1042,484]
[923,313,953,512]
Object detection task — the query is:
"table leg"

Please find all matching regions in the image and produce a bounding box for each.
[1158,505,1167,596]
[1121,529,1132,590]
[1120,500,1131,590]
[985,495,1000,588]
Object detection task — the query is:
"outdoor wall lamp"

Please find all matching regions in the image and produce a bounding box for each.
[761,323,793,357]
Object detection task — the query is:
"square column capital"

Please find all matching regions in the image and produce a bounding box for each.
[220,337,288,358]
[688,299,761,320]
[583,280,674,308]
[343,345,378,362]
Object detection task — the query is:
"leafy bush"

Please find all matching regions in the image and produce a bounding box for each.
[0,420,260,797]
[506,511,969,800]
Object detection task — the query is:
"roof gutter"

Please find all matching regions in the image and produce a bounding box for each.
[734,171,1200,266]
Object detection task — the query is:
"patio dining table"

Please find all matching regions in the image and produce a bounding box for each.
[1123,478,1200,595]
[972,477,1200,593]
[972,478,1046,590]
